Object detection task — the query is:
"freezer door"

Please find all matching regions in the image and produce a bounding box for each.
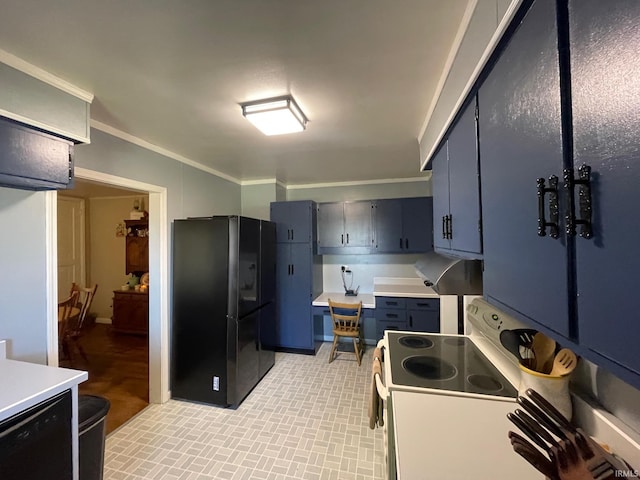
[227,310,261,407]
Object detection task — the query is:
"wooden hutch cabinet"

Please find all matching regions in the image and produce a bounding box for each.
[112,290,148,334]
[124,219,149,273]
[112,217,149,335]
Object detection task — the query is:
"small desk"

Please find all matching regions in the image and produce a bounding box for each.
[312,292,376,345]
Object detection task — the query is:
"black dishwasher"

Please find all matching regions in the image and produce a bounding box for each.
[0,389,73,480]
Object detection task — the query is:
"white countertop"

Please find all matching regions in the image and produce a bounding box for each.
[0,358,87,421]
[312,292,376,309]
[373,277,438,298]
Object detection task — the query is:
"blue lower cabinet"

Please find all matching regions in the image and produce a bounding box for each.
[374,297,440,340]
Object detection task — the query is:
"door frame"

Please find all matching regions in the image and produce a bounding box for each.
[46,167,170,404]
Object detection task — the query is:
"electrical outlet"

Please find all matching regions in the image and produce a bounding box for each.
[341,265,349,272]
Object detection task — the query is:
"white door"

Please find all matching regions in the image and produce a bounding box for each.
[57,196,85,300]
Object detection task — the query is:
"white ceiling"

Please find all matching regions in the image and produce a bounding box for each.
[0,0,468,185]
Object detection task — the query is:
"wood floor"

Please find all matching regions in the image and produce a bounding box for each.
[60,323,149,435]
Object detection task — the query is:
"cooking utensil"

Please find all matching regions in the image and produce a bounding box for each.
[507,411,549,451]
[500,328,537,364]
[514,408,560,450]
[532,332,556,373]
[509,431,557,479]
[517,395,569,441]
[550,348,578,376]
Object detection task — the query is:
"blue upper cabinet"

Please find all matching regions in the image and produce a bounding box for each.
[431,97,482,259]
[270,200,317,245]
[478,0,571,337]
[317,201,374,254]
[373,197,433,254]
[568,0,640,379]
[476,0,640,388]
[0,116,74,190]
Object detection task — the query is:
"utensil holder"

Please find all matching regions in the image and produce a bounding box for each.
[518,364,572,420]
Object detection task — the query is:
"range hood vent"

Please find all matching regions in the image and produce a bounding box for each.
[414,252,483,295]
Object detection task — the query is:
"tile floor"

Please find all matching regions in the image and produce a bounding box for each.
[104,343,384,480]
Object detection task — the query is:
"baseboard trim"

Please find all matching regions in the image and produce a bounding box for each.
[96,317,112,325]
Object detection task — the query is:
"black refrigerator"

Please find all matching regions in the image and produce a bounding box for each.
[171,216,276,408]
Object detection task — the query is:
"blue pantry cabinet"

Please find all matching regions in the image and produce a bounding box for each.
[374,197,433,253]
[271,201,322,352]
[432,97,482,259]
[477,0,640,387]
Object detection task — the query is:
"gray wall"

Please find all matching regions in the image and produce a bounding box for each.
[0,188,48,363]
[241,183,277,220]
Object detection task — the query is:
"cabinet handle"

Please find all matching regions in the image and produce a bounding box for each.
[405,238,409,249]
[291,229,294,241]
[536,175,560,238]
[564,164,593,239]
[409,315,413,328]
[386,313,399,319]
[341,234,344,245]
[445,215,453,240]
[400,237,403,249]
[416,302,431,307]
[442,216,447,239]
[386,301,398,306]
[346,233,349,244]
[291,264,294,275]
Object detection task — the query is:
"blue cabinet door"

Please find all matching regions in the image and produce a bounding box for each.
[0,116,73,190]
[343,201,374,248]
[447,98,482,256]
[408,310,440,333]
[270,200,316,244]
[431,145,451,251]
[317,202,344,249]
[569,0,640,375]
[374,199,403,253]
[276,243,313,350]
[401,197,433,253]
[478,0,571,337]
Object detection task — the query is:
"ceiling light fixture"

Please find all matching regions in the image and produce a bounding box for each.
[241,95,308,136]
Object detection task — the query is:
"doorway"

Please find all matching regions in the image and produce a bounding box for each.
[48,167,170,425]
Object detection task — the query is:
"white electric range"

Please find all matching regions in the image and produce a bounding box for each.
[375,296,542,480]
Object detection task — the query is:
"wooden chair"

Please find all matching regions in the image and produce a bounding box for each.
[328,299,364,366]
[64,283,99,363]
[58,290,79,363]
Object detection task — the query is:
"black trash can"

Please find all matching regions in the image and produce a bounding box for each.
[78,395,110,480]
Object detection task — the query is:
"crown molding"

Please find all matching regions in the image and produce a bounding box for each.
[0,48,94,103]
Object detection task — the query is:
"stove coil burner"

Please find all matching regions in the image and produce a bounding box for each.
[402,356,457,381]
[444,337,467,347]
[466,374,503,392]
[398,336,434,349]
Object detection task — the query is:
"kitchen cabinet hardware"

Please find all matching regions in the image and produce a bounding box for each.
[536,176,559,238]
[291,264,294,275]
[400,237,403,248]
[346,233,349,244]
[441,216,447,239]
[341,234,344,244]
[405,238,409,249]
[409,315,413,328]
[563,164,593,238]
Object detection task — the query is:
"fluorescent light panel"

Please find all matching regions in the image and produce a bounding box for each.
[241,96,308,136]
